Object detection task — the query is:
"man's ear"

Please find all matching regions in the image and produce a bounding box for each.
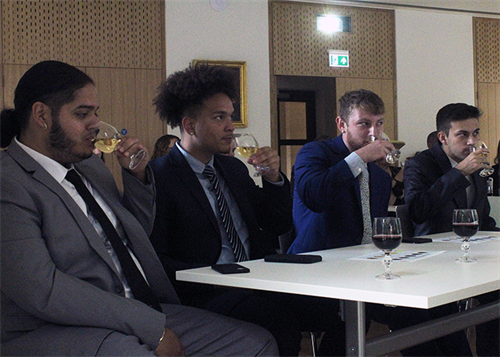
[437,131,447,145]
[181,116,195,136]
[336,116,347,133]
[32,102,50,130]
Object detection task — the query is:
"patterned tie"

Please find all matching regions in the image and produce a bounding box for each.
[359,170,373,244]
[203,165,248,262]
[65,169,161,311]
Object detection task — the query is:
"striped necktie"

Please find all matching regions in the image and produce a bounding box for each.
[359,170,373,244]
[203,165,248,262]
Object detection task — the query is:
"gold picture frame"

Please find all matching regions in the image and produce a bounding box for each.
[191,60,248,128]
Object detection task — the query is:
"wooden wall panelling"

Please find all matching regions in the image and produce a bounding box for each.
[477,83,500,161]
[2,64,32,108]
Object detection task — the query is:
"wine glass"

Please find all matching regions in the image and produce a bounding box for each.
[469,141,494,177]
[373,217,402,280]
[453,209,479,263]
[92,121,146,170]
[234,133,270,177]
[368,135,402,165]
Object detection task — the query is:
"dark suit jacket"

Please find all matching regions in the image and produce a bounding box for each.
[404,143,498,236]
[1,140,180,355]
[149,145,293,299]
[289,135,392,253]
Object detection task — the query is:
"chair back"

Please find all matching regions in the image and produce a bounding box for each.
[395,205,415,241]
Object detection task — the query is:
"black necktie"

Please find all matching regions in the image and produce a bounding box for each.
[203,165,248,262]
[65,169,161,311]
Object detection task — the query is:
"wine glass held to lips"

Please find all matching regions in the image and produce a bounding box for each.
[373,217,403,280]
[453,209,479,263]
[92,121,146,170]
[469,141,494,177]
[234,133,270,177]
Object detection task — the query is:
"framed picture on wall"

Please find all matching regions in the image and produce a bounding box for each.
[191,60,247,128]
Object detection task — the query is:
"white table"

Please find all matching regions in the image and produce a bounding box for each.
[177,232,500,356]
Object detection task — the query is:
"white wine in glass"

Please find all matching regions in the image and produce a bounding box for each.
[92,121,146,170]
[470,141,494,177]
[234,133,270,177]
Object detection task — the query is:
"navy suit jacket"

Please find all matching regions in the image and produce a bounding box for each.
[289,135,392,254]
[149,145,293,299]
[404,143,498,236]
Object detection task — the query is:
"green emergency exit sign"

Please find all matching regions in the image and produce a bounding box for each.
[329,50,349,68]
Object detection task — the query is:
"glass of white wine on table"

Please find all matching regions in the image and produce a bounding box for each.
[453,209,479,263]
[373,217,402,280]
[234,133,270,177]
[92,121,146,170]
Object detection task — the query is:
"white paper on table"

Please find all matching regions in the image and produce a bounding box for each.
[432,235,500,244]
[351,250,446,262]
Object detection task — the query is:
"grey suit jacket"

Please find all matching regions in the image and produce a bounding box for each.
[1,140,180,355]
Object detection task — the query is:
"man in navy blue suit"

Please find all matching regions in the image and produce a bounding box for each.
[290,89,394,253]
[148,64,344,356]
[404,103,499,356]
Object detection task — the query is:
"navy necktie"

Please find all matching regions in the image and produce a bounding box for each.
[65,169,161,311]
[203,165,248,262]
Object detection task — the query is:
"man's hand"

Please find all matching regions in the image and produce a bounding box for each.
[248,146,281,182]
[456,147,489,176]
[114,136,149,182]
[154,328,185,357]
[356,140,395,163]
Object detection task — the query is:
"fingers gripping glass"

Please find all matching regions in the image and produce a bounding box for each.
[92,121,146,170]
[373,217,402,280]
[368,135,402,165]
[469,141,494,177]
[234,134,270,177]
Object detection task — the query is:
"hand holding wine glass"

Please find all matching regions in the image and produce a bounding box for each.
[92,121,146,170]
[368,134,403,165]
[469,141,494,177]
[234,134,270,177]
[453,209,479,263]
[373,217,402,280]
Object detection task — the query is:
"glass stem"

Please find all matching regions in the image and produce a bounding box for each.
[383,252,392,277]
[461,238,470,261]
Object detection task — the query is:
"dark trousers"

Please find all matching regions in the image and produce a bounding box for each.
[475,290,500,357]
[182,288,345,357]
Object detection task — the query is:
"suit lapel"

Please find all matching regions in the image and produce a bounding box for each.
[433,145,467,208]
[8,142,119,274]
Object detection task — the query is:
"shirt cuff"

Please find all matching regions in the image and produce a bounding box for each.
[263,172,285,186]
[345,152,366,178]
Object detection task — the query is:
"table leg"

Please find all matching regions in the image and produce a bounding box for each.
[344,300,365,357]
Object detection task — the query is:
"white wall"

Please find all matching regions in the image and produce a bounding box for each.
[164,0,271,147]
[395,9,475,159]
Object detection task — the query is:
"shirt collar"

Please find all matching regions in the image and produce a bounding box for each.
[176,141,214,174]
[15,137,74,183]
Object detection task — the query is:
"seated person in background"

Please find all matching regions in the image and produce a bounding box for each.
[493,139,499,196]
[151,134,180,159]
[404,102,499,356]
[427,130,439,149]
[0,60,278,357]
[290,89,472,356]
[149,64,344,357]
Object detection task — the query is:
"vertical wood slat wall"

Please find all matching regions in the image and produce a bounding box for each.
[1,0,165,184]
[270,1,397,140]
[475,17,500,164]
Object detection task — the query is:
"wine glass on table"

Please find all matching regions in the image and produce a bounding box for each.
[453,209,479,263]
[373,217,402,280]
[469,141,494,177]
[234,133,270,177]
[92,121,146,170]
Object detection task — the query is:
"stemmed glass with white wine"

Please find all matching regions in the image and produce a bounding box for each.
[453,209,479,263]
[368,134,404,165]
[373,217,402,280]
[234,133,270,177]
[469,141,494,177]
[92,121,146,170]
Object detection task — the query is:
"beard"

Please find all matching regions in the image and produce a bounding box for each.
[47,116,92,165]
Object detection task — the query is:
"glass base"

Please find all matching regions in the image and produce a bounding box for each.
[455,257,477,263]
[376,273,400,280]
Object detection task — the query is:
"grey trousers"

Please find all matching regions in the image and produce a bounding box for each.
[1,304,278,357]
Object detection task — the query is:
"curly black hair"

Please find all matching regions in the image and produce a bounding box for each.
[153,64,239,129]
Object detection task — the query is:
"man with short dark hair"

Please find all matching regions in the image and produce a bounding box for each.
[404,102,499,356]
[0,60,278,356]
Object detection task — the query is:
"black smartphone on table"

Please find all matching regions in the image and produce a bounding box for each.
[211,263,250,274]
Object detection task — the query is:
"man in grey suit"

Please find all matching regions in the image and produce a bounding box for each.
[0,60,278,356]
